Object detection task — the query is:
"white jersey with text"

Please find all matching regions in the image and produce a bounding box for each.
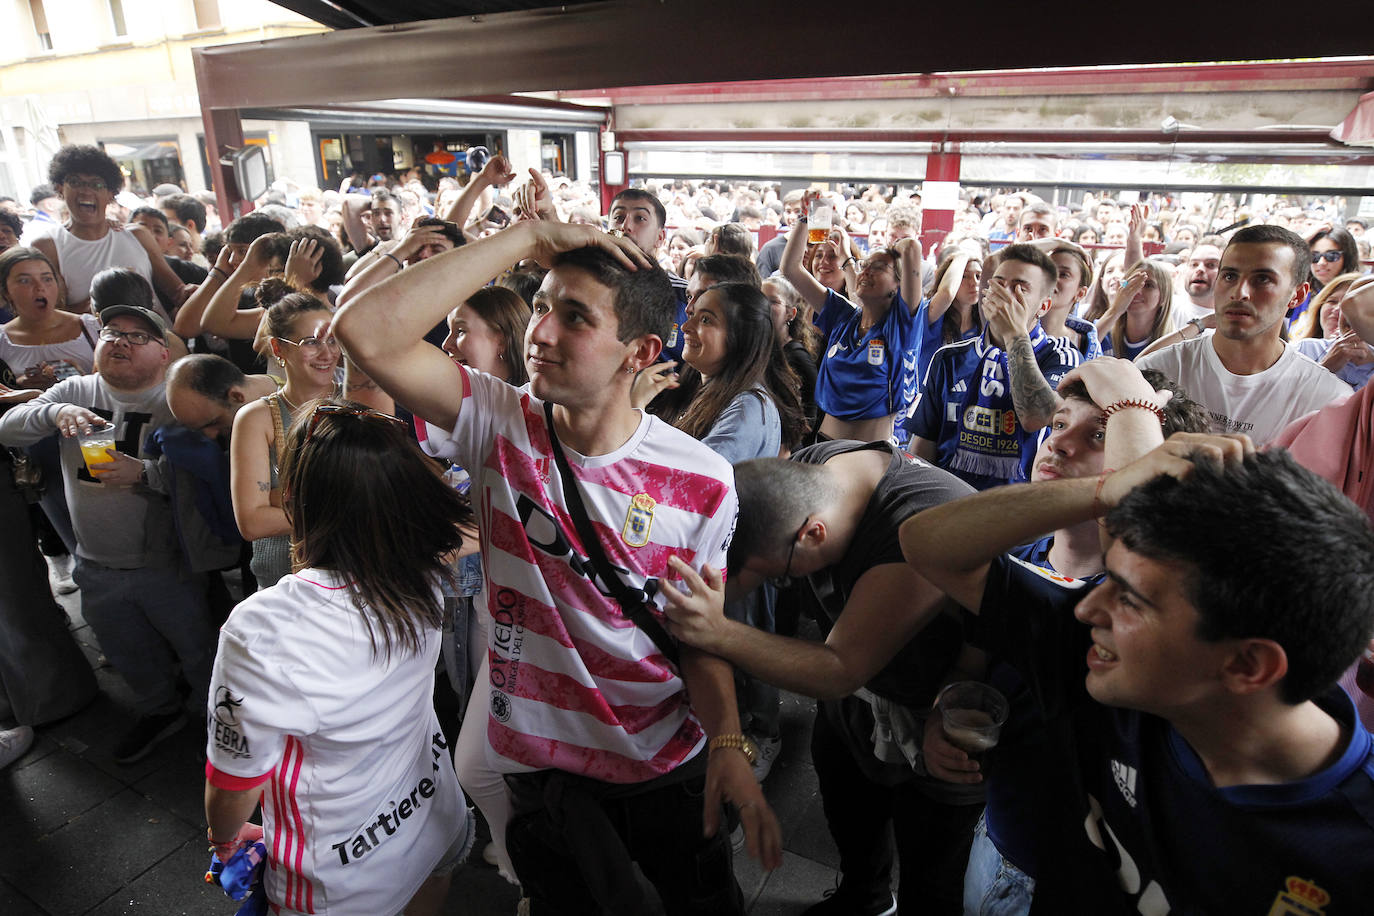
[421,366,738,784]
[206,571,464,915]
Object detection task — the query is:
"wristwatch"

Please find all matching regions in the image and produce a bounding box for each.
[1187,316,1208,338]
[708,733,758,765]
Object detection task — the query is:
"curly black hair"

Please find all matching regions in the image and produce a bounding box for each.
[47,145,124,193]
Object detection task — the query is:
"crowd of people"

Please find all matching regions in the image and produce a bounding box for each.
[1,141,1372,916]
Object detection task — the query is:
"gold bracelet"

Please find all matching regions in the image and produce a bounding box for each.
[707,733,758,765]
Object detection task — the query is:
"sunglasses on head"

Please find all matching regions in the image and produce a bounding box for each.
[305,403,405,443]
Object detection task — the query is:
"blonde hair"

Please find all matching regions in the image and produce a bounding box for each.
[1108,259,1174,355]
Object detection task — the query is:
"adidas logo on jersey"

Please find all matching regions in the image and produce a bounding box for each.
[1111,759,1138,808]
[951,379,968,394]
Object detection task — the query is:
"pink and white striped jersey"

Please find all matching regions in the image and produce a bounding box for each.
[422,366,738,784]
[206,571,466,915]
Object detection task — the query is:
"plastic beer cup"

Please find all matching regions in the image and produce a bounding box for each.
[937,681,1010,760]
[77,426,116,476]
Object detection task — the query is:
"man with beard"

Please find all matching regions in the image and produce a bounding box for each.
[1175,236,1224,323]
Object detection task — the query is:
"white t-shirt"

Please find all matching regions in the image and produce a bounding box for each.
[0,312,101,380]
[421,366,738,784]
[1172,298,1212,325]
[1137,333,1353,445]
[32,223,153,304]
[207,570,465,916]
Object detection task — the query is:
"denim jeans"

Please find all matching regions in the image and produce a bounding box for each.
[963,814,1034,916]
[74,557,213,716]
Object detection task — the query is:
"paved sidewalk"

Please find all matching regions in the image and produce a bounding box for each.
[2,587,855,915]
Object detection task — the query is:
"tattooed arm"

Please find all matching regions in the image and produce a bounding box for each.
[1006,333,1060,433]
[229,400,291,540]
[984,279,1059,433]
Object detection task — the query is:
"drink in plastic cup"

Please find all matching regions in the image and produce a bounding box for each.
[78,426,116,475]
[808,197,833,244]
[937,681,1010,758]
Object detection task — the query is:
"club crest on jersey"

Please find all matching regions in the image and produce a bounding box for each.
[622,493,656,547]
[1269,876,1330,915]
[867,338,885,366]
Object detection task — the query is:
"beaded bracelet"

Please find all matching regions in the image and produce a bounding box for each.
[1101,398,1164,425]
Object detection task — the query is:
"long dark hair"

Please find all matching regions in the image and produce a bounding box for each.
[464,286,532,386]
[1307,227,1361,291]
[280,398,474,660]
[655,282,807,451]
[930,246,984,345]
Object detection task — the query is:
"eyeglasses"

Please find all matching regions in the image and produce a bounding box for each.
[1311,251,1344,264]
[98,326,163,347]
[63,177,108,192]
[769,519,809,589]
[858,259,895,274]
[304,403,405,443]
[277,334,342,357]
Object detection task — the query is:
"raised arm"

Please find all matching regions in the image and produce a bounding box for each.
[201,236,275,340]
[984,278,1059,432]
[334,221,650,432]
[340,194,375,254]
[1095,267,1145,343]
[1124,202,1146,272]
[336,223,453,309]
[509,166,557,224]
[929,241,982,323]
[173,244,235,338]
[902,430,1244,613]
[891,237,922,316]
[829,224,861,301]
[442,155,517,227]
[780,198,830,313]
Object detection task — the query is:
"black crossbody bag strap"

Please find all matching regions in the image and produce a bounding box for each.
[542,402,680,667]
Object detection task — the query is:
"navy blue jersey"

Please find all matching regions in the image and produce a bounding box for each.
[971,553,1374,915]
[1101,331,1149,361]
[812,289,920,425]
[911,297,980,414]
[660,271,690,362]
[979,540,1104,878]
[904,327,1080,490]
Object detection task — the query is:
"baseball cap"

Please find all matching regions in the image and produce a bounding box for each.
[99,305,168,341]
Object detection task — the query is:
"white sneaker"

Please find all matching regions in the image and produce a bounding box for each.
[750,734,782,782]
[0,726,35,770]
[46,554,78,595]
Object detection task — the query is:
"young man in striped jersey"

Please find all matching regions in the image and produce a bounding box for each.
[336,219,780,915]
